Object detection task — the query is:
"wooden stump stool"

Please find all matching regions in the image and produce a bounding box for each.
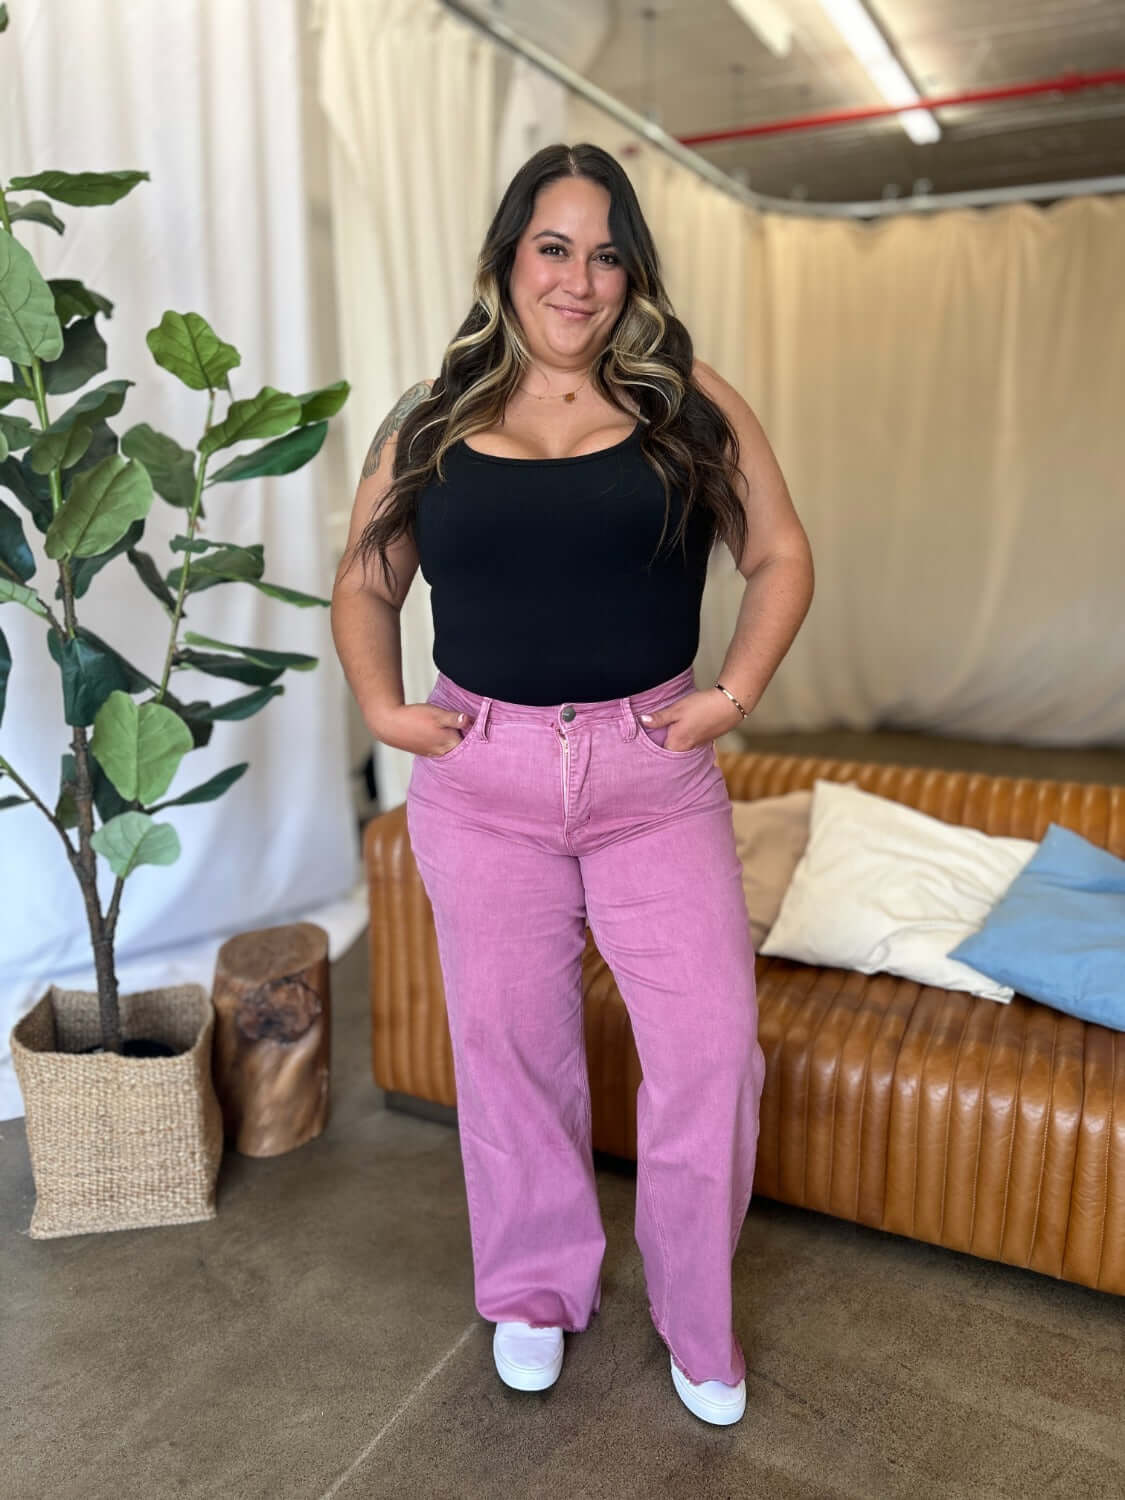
[212,922,331,1156]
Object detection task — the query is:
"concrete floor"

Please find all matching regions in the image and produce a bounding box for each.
[4,926,1125,1500]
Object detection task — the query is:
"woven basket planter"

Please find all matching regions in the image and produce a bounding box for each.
[10,983,224,1239]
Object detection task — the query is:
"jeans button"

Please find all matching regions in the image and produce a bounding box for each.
[560,705,576,721]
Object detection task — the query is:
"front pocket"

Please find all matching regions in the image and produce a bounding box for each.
[424,697,479,764]
[634,717,713,758]
[428,726,478,764]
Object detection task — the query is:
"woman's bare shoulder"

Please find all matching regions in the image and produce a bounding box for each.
[360,379,434,478]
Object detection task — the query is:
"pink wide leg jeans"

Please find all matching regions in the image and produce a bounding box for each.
[404,663,767,1386]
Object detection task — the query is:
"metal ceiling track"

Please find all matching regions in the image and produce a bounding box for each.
[440,0,1125,217]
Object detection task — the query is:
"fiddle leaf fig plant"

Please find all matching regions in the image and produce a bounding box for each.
[0,140,349,1055]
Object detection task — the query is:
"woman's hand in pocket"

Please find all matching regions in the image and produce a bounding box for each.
[374,703,474,757]
[639,689,743,752]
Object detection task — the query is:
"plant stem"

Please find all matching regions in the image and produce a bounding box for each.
[104,875,126,945]
[29,360,67,525]
[0,556,67,638]
[156,389,215,702]
[21,311,122,1050]
[0,753,76,860]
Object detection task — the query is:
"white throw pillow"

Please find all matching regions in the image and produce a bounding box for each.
[757,779,1040,1001]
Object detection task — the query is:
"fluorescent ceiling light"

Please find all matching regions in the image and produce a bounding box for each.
[726,0,794,59]
[815,0,940,144]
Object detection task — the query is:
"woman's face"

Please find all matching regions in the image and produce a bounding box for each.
[507,176,629,371]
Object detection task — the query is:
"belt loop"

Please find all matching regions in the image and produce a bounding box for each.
[619,695,637,741]
[477,697,494,741]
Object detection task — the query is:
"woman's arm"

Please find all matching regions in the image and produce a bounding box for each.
[692,359,815,718]
[330,381,431,739]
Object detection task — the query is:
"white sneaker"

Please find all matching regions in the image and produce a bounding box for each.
[492,1321,565,1391]
[669,1354,747,1425]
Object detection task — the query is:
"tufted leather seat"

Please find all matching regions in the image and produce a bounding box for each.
[364,751,1125,1296]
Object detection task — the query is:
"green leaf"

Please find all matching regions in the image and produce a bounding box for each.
[0,455,49,521]
[251,579,331,608]
[295,380,350,424]
[127,547,178,612]
[0,452,52,531]
[47,626,155,726]
[181,630,317,672]
[44,453,153,560]
[0,7,9,34]
[30,421,92,475]
[0,376,35,407]
[49,631,134,726]
[165,542,263,595]
[197,386,301,459]
[1,420,119,538]
[169,534,217,553]
[172,648,284,687]
[0,498,35,580]
[56,749,132,830]
[0,410,35,454]
[120,423,197,509]
[0,795,29,811]
[62,420,119,481]
[0,227,64,364]
[9,200,66,234]
[158,689,214,749]
[194,683,283,721]
[0,624,9,726]
[207,420,327,485]
[89,810,180,879]
[59,516,145,601]
[50,278,114,325]
[146,310,240,393]
[0,576,46,615]
[90,690,194,803]
[41,315,107,396]
[8,169,150,207]
[44,378,132,435]
[150,761,248,811]
[55,753,79,830]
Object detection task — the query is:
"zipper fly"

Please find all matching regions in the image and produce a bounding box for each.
[557,725,569,817]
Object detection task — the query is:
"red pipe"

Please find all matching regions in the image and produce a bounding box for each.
[678,69,1125,143]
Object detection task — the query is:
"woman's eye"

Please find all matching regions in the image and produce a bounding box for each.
[540,245,619,265]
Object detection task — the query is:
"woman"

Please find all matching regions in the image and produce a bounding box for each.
[331,144,814,1427]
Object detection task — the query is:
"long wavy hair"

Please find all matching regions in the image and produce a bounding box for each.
[348,143,748,598]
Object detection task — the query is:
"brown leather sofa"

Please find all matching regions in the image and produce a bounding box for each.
[363,750,1125,1298]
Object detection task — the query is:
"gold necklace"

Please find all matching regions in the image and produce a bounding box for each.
[517,372,591,404]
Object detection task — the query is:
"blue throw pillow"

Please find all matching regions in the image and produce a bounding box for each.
[948,823,1125,1029]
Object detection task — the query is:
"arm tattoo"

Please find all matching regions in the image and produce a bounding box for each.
[362,380,433,478]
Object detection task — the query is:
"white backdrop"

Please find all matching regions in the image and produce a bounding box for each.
[314,0,501,812]
[0,0,362,1120]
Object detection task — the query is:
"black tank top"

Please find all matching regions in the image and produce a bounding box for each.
[412,419,715,705]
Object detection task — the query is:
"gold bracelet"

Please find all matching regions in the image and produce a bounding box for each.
[714,681,748,718]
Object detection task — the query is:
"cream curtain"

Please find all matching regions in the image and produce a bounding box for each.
[316,1,1125,786]
[314,0,498,811]
[1,0,361,1121]
[568,98,1125,748]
